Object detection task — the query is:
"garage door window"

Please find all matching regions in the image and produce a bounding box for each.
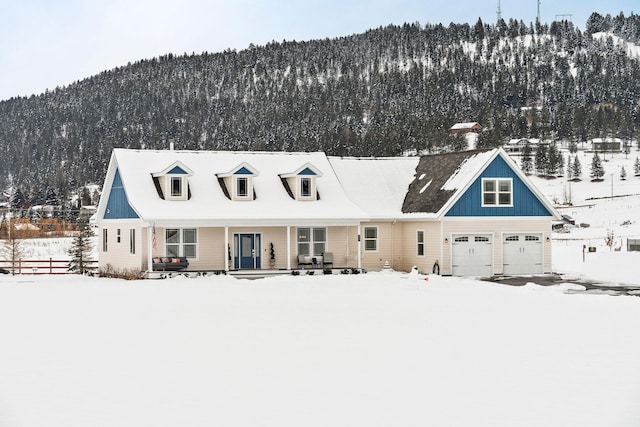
[482,178,512,207]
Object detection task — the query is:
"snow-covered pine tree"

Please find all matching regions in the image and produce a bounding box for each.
[634,156,640,176]
[535,143,548,176]
[520,141,533,174]
[590,152,605,181]
[620,165,627,180]
[572,155,582,180]
[547,143,560,176]
[67,218,94,274]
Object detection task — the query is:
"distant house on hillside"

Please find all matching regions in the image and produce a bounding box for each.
[504,138,542,154]
[96,147,559,278]
[450,122,482,134]
[590,138,624,153]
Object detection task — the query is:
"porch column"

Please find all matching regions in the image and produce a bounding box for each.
[286,225,291,270]
[357,224,362,270]
[147,224,153,272]
[224,226,229,272]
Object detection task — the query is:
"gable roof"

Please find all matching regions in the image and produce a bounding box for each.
[450,122,482,130]
[402,148,560,219]
[97,149,367,226]
[402,150,492,216]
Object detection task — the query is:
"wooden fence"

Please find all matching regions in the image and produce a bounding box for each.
[0,258,98,275]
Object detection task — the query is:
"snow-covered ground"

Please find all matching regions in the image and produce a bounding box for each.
[1,149,640,426]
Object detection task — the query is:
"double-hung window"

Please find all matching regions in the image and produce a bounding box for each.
[166,228,198,258]
[417,230,425,256]
[102,229,108,252]
[171,176,183,197]
[300,177,312,198]
[236,177,249,198]
[363,226,378,251]
[482,178,512,206]
[297,227,326,256]
[129,229,136,254]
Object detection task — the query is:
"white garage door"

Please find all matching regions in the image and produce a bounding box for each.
[451,234,493,276]
[503,233,543,275]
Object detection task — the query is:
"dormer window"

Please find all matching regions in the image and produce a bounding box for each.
[217,162,259,201]
[300,177,312,198]
[236,176,249,198]
[281,163,323,201]
[152,161,194,201]
[171,176,184,197]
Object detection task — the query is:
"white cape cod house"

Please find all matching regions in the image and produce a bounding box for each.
[96,147,560,277]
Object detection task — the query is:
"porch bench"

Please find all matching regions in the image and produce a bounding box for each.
[152,256,189,271]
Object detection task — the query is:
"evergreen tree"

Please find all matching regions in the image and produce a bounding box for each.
[547,143,560,176]
[535,144,548,176]
[620,165,627,180]
[67,218,94,274]
[590,153,605,181]
[634,156,640,176]
[572,155,582,180]
[520,141,533,175]
[568,139,578,154]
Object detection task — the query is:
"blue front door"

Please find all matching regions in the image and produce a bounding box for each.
[235,233,261,269]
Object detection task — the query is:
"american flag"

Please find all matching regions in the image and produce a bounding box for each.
[152,224,157,250]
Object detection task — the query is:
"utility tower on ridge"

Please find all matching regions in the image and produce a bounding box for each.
[497,0,502,21]
[537,0,541,22]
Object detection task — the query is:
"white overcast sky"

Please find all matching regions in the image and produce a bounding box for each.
[1,0,637,101]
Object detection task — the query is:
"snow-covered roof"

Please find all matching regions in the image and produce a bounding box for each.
[329,157,420,219]
[99,149,369,226]
[450,122,481,130]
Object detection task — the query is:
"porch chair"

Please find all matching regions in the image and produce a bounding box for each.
[322,252,334,269]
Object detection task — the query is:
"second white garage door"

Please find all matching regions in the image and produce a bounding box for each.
[502,233,543,275]
[451,234,493,276]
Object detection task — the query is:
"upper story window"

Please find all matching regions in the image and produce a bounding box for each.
[482,178,512,207]
[236,176,249,198]
[171,176,183,197]
[282,163,322,201]
[300,177,312,198]
[217,162,259,201]
[152,161,194,201]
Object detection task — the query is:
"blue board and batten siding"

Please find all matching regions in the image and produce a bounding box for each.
[104,169,139,219]
[445,155,553,217]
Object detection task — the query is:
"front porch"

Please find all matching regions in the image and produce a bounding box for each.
[145,224,363,274]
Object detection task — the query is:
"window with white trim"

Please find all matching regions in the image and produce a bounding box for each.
[297,227,326,256]
[300,177,312,198]
[171,176,183,197]
[116,228,121,243]
[236,177,249,198]
[129,229,136,254]
[417,230,425,256]
[166,228,198,258]
[482,178,512,206]
[363,226,378,251]
[102,229,108,252]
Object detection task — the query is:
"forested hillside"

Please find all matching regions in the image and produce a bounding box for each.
[1,11,640,206]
